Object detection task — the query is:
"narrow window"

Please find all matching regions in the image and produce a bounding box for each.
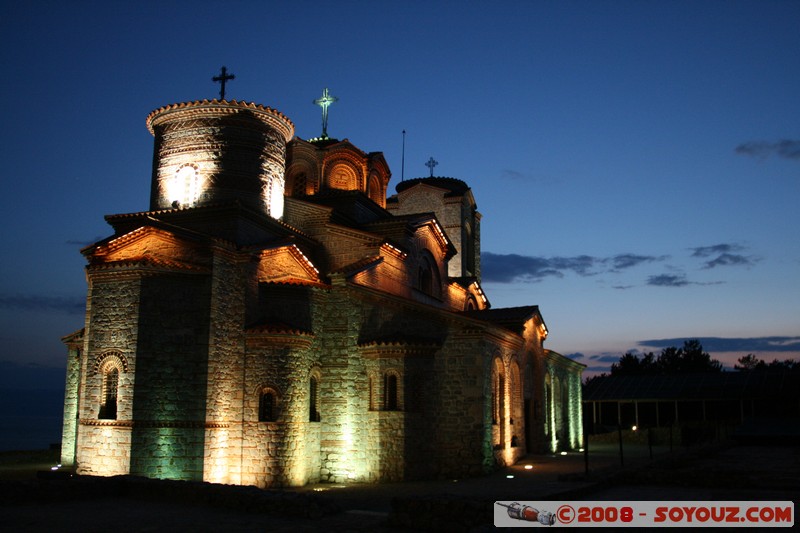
[99,367,118,420]
[259,390,277,422]
[293,172,307,196]
[309,376,320,422]
[499,373,505,424]
[369,376,375,411]
[383,373,398,411]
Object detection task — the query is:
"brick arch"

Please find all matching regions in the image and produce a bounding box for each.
[417,248,441,298]
[93,350,128,375]
[509,360,523,447]
[366,171,385,206]
[381,368,403,411]
[286,160,318,196]
[325,160,361,191]
[255,383,282,423]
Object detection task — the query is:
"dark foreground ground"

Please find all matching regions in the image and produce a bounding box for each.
[1,440,797,531]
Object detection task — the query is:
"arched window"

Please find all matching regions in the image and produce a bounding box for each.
[383,373,398,411]
[492,358,504,426]
[367,173,383,205]
[418,251,440,298]
[368,374,376,411]
[168,165,200,207]
[99,367,119,420]
[292,172,308,196]
[545,373,552,436]
[258,389,278,422]
[309,374,320,422]
[464,220,475,275]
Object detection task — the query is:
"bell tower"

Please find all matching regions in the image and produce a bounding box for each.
[387,177,481,280]
[146,100,295,219]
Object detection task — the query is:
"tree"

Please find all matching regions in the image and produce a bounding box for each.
[611,351,656,375]
[734,354,766,371]
[672,339,723,373]
[734,354,798,371]
[608,340,722,376]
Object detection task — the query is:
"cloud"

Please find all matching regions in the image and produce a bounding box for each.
[639,336,800,353]
[481,253,563,283]
[499,169,529,181]
[646,274,724,287]
[609,254,664,270]
[703,253,755,269]
[565,352,585,360]
[589,354,622,363]
[0,294,84,314]
[646,274,690,287]
[735,139,800,160]
[690,244,743,258]
[690,244,757,269]
[66,235,106,247]
[481,252,666,283]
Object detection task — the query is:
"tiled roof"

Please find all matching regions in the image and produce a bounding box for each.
[260,278,329,288]
[461,305,541,333]
[395,177,470,196]
[333,255,383,277]
[146,99,294,138]
[89,255,209,273]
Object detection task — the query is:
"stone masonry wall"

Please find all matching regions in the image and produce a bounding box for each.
[128,273,211,481]
[203,249,247,485]
[76,274,140,476]
[60,343,82,467]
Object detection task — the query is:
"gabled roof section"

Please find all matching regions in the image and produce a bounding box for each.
[462,305,544,335]
[363,212,456,260]
[301,190,393,226]
[62,328,85,346]
[292,137,368,157]
[83,223,214,273]
[104,200,308,246]
[86,216,211,254]
[332,255,384,277]
[255,242,322,284]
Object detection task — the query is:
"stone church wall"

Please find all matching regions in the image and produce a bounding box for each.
[430,336,496,477]
[75,275,141,476]
[129,273,212,481]
[204,250,247,485]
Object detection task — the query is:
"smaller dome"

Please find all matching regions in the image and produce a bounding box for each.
[395,177,470,195]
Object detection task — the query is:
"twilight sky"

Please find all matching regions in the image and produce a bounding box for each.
[1,0,798,382]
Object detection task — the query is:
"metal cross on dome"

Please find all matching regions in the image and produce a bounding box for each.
[212,66,235,100]
[314,88,338,138]
[425,157,438,177]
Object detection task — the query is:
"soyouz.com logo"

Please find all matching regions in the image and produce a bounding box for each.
[494,501,794,527]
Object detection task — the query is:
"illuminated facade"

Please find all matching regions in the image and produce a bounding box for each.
[61,98,583,487]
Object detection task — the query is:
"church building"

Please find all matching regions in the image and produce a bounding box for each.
[61,94,584,487]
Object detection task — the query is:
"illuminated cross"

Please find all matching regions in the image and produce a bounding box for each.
[212,66,235,100]
[313,87,338,138]
[425,157,438,177]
